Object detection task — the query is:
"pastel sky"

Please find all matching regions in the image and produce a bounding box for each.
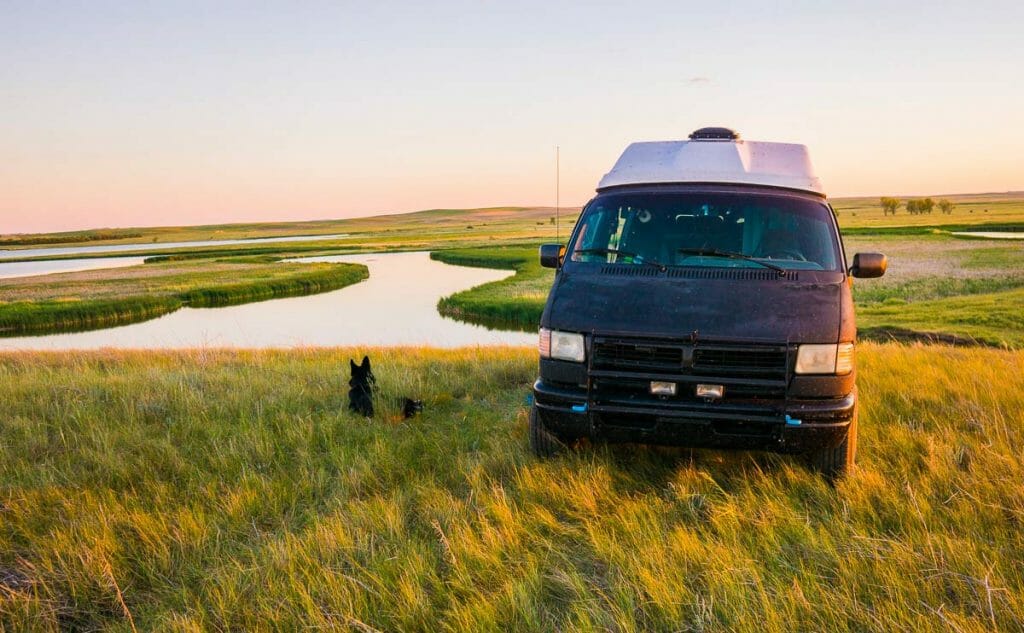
[2,1,1022,233]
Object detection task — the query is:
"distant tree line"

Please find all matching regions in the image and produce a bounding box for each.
[879,197,955,216]
[0,230,144,246]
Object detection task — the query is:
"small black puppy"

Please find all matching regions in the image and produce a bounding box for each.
[402,398,423,419]
[348,356,376,417]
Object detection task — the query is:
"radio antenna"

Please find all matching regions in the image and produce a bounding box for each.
[555,145,560,243]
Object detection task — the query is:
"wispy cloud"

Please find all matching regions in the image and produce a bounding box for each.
[687,76,712,84]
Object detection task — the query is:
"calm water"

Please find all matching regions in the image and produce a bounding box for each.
[0,233,350,260]
[951,231,1024,240]
[0,256,147,279]
[0,252,536,350]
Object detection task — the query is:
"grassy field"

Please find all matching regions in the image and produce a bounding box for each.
[1,194,1023,630]
[832,192,1024,230]
[833,234,1024,346]
[0,207,578,262]
[2,192,1022,255]
[0,344,1021,631]
[0,258,367,336]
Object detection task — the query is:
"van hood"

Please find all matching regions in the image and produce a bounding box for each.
[544,268,843,344]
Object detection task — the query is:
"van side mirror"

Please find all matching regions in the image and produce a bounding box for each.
[850,252,887,278]
[539,244,564,269]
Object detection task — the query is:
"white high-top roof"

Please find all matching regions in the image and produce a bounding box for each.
[598,130,824,195]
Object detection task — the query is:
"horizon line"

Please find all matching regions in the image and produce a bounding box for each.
[4,188,1023,237]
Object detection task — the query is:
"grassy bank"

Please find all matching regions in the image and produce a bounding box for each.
[0,344,1022,630]
[0,259,368,336]
[431,247,550,330]
[858,288,1024,346]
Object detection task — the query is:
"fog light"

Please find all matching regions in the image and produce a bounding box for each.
[696,384,724,399]
[650,381,677,396]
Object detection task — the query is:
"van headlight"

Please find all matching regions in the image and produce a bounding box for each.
[795,343,854,375]
[538,328,586,363]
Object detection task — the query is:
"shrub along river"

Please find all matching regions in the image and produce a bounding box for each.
[0,252,536,350]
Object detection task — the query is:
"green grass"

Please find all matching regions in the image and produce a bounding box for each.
[0,296,185,337]
[851,276,1024,305]
[431,247,552,331]
[857,288,1024,346]
[0,259,368,336]
[0,344,1022,630]
[960,245,1024,270]
[840,222,1024,237]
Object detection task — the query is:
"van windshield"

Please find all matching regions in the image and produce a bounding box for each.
[569,191,842,271]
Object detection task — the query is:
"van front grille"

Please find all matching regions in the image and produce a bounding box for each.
[692,347,788,375]
[591,337,790,379]
[592,340,683,371]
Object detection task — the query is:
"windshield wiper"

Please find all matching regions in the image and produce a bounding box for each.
[574,248,666,271]
[677,247,788,276]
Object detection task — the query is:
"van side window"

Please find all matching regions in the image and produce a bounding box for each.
[574,206,634,263]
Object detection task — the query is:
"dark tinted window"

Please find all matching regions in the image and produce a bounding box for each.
[570,191,841,271]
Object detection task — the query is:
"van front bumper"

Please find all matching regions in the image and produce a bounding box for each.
[533,379,856,453]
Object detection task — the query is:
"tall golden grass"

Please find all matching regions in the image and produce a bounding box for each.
[0,343,1021,630]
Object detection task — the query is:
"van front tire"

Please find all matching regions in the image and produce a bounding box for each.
[806,407,858,480]
[529,405,566,458]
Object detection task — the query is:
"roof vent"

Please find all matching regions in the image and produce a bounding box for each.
[689,127,740,141]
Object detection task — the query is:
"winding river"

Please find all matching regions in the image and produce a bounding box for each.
[951,231,1024,240]
[0,256,148,279]
[0,232,350,260]
[0,252,536,350]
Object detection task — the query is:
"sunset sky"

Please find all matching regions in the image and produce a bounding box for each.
[2,1,1022,233]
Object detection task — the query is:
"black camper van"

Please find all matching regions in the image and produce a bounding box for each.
[531,128,886,478]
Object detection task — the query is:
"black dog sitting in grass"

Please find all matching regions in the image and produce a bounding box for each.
[347,355,424,419]
[348,356,376,417]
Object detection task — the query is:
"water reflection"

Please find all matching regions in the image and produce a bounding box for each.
[0,252,536,350]
[0,233,350,260]
[0,257,146,279]
[951,232,1024,240]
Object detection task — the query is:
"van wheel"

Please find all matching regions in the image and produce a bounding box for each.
[529,405,566,458]
[806,407,858,480]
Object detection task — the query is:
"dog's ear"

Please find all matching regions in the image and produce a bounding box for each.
[361,356,371,369]
[350,359,358,371]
